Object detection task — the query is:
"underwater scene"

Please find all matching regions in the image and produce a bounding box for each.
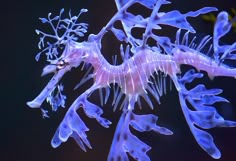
[3,0,236,161]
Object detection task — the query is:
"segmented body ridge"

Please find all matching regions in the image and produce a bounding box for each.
[76,41,236,97]
[73,42,178,96]
[173,48,236,78]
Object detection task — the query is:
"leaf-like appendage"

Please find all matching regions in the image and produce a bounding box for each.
[214,12,231,44]
[46,84,66,111]
[82,99,112,128]
[115,0,157,9]
[179,69,203,84]
[51,108,91,151]
[102,0,216,53]
[51,95,111,151]
[151,35,173,55]
[189,110,236,129]
[213,12,236,62]
[191,124,221,159]
[35,9,88,62]
[111,27,127,42]
[178,72,236,159]
[130,113,173,135]
[108,111,172,161]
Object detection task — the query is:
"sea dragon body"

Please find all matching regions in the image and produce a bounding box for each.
[27,0,236,160]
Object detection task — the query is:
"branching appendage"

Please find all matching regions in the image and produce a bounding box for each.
[176,69,236,159]
[35,8,88,62]
[51,84,112,151]
[28,0,236,161]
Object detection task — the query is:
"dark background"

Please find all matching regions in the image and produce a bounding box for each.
[2,0,236,161]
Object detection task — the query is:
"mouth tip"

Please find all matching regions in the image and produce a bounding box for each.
[26,101,41,108]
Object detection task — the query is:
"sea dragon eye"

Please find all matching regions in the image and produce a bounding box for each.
[56,60,68,70]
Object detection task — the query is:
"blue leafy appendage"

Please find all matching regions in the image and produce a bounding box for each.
[104,0,217,55]
[178,69,236,159]
[35,8,88,62]
[46,84,66,111]
[108,111,173,161]
[51,94,111,151]
[213,12,236,62]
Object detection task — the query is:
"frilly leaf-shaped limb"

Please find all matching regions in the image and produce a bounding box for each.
[213,11,236,62]
[179,93,236,159]
[108,110,172,161]
[187,84,228,103]
[188,110,236,129]
[51,108,91,152]
[150,7,217,34]
[110,26,127,42]
[151,35,173,55]
[46,84,67,111]
[177,70,236,159]
[178,69,204,84]
[129,113,173,135]
[115,0,170,10]
[81,98,112,128]
[51,94,111,151]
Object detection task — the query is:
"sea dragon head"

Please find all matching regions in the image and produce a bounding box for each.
[27,9,89,110]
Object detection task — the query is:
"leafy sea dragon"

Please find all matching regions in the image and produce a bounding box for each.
[27,0,236,160]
